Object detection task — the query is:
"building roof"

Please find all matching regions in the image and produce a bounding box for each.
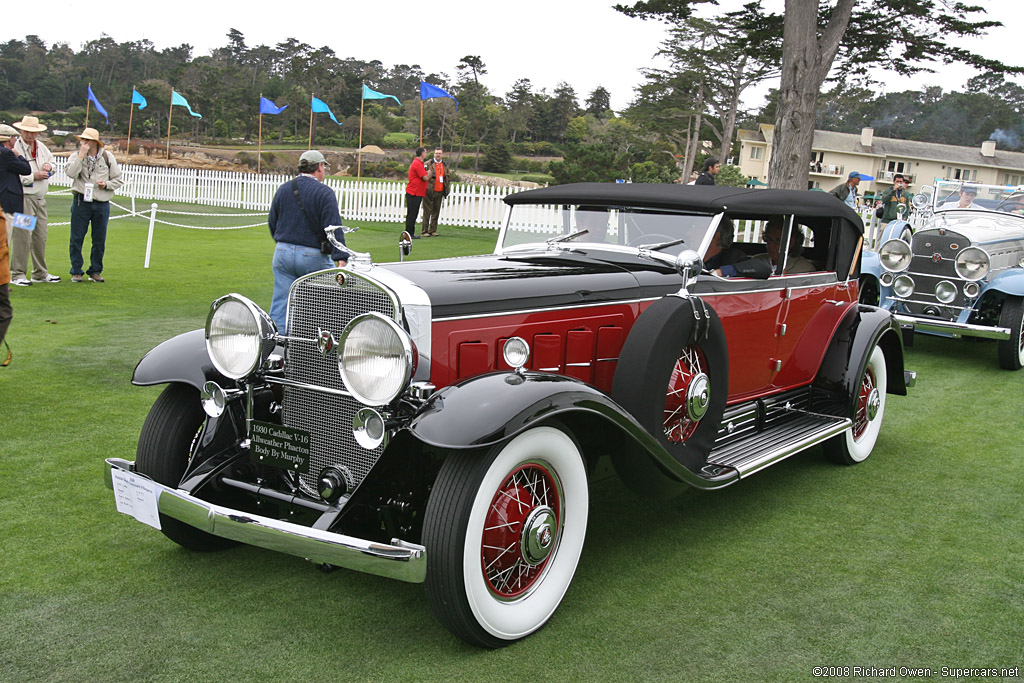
[739,125,1024,172]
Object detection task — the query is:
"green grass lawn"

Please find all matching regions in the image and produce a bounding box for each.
[2,198,1022,681]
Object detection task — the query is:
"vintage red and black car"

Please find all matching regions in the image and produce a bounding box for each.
[105,183,913,648]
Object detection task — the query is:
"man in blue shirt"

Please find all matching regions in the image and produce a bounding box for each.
[830,171,862,209]
[268,150,349,332]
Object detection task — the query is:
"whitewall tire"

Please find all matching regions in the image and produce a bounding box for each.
[423,424,588,648]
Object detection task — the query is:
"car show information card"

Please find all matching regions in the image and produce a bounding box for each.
[249,420,312,473]
[111,469,162,530]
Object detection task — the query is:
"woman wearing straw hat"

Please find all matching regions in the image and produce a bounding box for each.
[65,127,123,282]
[12,115,58,285]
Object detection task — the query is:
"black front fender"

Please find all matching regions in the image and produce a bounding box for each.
[133,329,229,390]
[405,371,737,491]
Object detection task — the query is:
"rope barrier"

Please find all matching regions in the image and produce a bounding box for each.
[41,193,266,231]
[151,208,264,217]
[149,218,266,230]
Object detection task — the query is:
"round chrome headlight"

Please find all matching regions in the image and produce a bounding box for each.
[338,313,415,406]
[954,246,989,281]
[879,239,912,272]
[934,280,957,304]
[893,275,915,298]
[205,294,277,379]
[964,282,981,298]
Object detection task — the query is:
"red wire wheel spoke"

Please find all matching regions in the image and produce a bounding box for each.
[852,366,877,440]
[663,345,707,443]
[480,463,560,599]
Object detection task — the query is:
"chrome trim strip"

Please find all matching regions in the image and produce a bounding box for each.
[893,315,1011,340]
[104,458,426,583]
[435,297,659,321]
[266,375,353,398]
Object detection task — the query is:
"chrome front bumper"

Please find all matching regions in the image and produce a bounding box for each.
[104,458,426,583]
[894,315,1011,341]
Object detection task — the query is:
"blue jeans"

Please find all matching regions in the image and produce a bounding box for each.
[69,197,110,276]
[270,242,333,333]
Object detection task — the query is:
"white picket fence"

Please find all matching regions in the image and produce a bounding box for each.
[47,157,518,230]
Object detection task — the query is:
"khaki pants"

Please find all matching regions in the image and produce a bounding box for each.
[9,193,49,281]
[422,192,444,235]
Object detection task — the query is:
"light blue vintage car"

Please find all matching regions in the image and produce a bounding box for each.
[861,180,1024,370]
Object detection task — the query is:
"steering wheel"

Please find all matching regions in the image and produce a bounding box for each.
[627,233,675,247]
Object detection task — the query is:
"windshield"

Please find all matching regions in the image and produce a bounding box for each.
[932,180,1024,215]
[499,204,717,256]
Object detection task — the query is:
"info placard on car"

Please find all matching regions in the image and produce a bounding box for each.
[249,420,311,473]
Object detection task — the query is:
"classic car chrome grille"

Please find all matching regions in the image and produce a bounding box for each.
[909,230,966,277]
[284,270,398,495]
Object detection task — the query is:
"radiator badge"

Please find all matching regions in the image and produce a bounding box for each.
[317,327,337,356]
[335,272,346,286]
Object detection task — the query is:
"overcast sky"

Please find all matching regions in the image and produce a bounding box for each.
[32,0,1024,112]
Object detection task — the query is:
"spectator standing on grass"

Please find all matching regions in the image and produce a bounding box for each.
[267,150,349,333]
[405,146,429,238]
[695,157,720,186]
[421,148,451,237]
[0,124,30,365]
[830,171,862,210]
[11,116,58,286]
[65,128,123,283]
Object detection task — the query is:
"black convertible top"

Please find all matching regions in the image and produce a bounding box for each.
[505,183,864,233]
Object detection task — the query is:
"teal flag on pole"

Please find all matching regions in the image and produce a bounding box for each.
[171,90,202,118]
[362,84,402,106]
[311,96,341,124]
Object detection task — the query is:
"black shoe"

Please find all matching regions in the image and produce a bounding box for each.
[411,234,421,239]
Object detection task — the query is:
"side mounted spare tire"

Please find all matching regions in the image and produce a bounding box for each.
[612,296,728,471]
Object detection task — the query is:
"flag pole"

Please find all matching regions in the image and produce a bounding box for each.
[85,82,92,128]
[126,87,135,163]
[258,92,263,174]
[308,93,314,150]
[166,92,174,160]
[419,98,423,147]
[357,87,365,180]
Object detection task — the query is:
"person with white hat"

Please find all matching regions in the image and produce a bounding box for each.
[11,115,58,285]
[0,123,31,363]
[65,127,123,282]
[267,150,349,332]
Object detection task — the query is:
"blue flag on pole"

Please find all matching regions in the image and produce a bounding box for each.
[419,81,458,110]
[259,96,288,115]
[131,89,148,110]
[171,90,203,118]
[87,85,109,123]
[362,84,402,106]
[311,96,341,124]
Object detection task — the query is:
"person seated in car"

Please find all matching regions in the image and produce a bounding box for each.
[754,219,816,274]
[703,219,747,271]
[941,185,979,209]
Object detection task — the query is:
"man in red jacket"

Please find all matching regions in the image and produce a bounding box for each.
[405,147,428,238]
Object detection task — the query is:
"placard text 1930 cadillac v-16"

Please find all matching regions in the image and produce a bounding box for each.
[105,184,913,647]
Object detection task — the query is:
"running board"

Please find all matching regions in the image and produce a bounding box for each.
[706,413,851,478]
